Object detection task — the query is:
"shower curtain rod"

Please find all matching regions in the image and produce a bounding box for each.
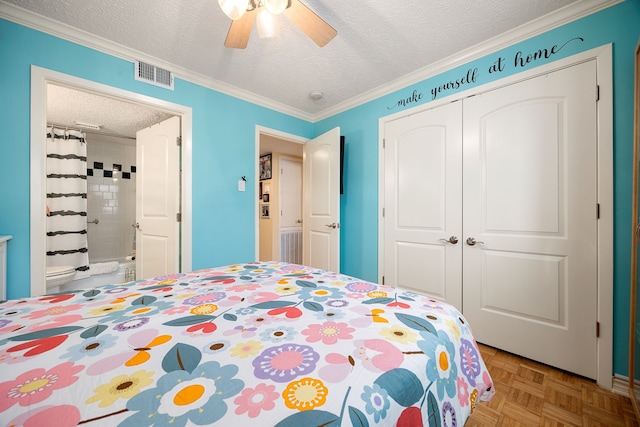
[47,123,136,141]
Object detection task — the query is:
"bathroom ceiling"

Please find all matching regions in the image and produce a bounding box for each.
[2,0,613,132]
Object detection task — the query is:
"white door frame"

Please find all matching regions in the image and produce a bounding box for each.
[30,65,193,296]
[254,126,307,260]
[378,44,613,389]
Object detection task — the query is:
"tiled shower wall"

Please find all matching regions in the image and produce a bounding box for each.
[86,134,136,262]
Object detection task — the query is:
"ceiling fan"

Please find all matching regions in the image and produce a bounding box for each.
[219,0,337,49]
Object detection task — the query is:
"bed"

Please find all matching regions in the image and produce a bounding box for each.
[0,261,494,426]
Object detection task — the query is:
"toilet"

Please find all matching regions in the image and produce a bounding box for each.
[46,265,76,293]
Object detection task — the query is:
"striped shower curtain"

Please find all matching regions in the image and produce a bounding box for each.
[46,127,90,279]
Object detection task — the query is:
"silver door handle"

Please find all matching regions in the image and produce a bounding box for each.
[466,237,484,246]
[439,236,458,245]
[325,223,339,229]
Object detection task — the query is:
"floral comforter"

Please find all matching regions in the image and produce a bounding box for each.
[0,262,494,426]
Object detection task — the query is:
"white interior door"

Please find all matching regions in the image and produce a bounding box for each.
[303,127,341,271]
[462,60,598,378]
[136,116,181,279]
[383,101,463,309]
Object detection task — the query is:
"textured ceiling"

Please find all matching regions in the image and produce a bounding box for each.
[3,0,589,122]
[7,0,611,137]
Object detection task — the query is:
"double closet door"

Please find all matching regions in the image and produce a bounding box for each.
[383,60,598,379]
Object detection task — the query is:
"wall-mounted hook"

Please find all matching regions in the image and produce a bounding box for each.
[241,176,247,182]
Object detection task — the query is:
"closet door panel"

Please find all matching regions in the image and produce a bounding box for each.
[383,101,463,309]
[462,60,598,379]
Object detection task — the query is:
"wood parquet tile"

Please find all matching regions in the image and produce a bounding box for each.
[466,344,639,426]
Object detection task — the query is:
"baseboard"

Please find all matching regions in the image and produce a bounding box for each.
[612,375,640,400]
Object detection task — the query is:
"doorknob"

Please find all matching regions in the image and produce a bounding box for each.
[134,222,142,232]
[439,236,459,244]
[466,237,484,246]
[325,223,339,229]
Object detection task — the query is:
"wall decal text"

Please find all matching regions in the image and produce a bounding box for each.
[387,36,584,109]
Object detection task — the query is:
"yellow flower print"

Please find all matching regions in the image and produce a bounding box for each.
[157,280,177,285]
[329,280,346,287]
[445,319,461,340]
[366,290,388,299]
[282,377,328,411]
[86,370,154,408]
[87,304,126,316]
[190,304,218,315]
[174,292,197,301]
[230,340,263,359]
[274,285,300,294]
[379,325,418,344]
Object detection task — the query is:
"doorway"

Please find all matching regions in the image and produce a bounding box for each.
[30,66,193,296]
[257,129,304,263]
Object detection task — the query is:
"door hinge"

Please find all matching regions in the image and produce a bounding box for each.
[176,136,182,146]
[176,212,182,222]
[382,207,385,218]
[596,85,600,102]
[596,321,600,338]
[382,276,385,285]
[597,203,600,219]
[383,139,386,149]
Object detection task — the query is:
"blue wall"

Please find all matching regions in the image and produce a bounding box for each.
[320,1,640,376]
[1,1,639,376]
[0,18,314,299]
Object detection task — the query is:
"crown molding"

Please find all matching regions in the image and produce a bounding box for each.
[313,0,622,122]
[0,0,314,122]
[0,0,621,123]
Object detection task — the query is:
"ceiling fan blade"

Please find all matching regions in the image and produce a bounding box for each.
[283,0,337,47]
[224,8,257,49]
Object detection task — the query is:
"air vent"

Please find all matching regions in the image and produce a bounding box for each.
[134,61,174,90]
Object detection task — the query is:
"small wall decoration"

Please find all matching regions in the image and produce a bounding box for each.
[261,204,270,218]
[262,193,269,202]
[260,153,272,180]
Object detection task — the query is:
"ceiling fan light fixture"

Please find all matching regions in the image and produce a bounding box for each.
[263,0,288,15]
[257,7,281,38]
[218,0,250,20]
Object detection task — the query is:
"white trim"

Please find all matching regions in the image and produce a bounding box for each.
[254,126,308,261]
[30,66,192,297]
[612,375,640,401]
[378,44,614,389]
[0,1,313,122]
[1,0,620,123]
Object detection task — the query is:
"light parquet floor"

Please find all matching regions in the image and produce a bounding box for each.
[466,344,639,426]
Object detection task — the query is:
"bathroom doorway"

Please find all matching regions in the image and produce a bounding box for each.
[30,66,193,296]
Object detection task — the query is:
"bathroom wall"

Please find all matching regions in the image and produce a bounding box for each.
[85,133,136,262]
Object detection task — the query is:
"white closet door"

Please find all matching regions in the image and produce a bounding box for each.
[383,101,463,309]
[462,60,598,378]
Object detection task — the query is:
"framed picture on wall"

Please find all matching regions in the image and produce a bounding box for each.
[260,154,272,180]
[263,193,269,202]
[261,204,270,218]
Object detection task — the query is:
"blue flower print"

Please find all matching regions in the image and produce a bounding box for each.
[418,330,458,400]
[361,383,390,423]
[120,361,244,427]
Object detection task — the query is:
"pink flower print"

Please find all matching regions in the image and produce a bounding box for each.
[23,304,83,319]
[0,362,84,411]
[234,383,280,418]
[246,314,273,327]
[227,283,261,292]
[302,321,355,345]
[249,292,280,304]
[163,305,191,315]
[29,314,83,332]
[7,404,81,427]
[353,339,404,372]
[457,377,470,407]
